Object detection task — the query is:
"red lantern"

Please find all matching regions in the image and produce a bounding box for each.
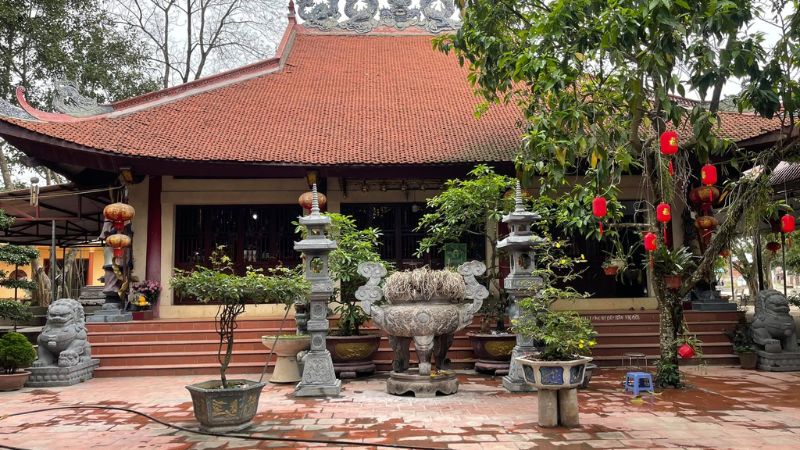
[644,232,657,252]
[781,215,796,234]
[592,196,608,236]
[677,343,696,359]
[656,202,671,223]
[701,164,717,186]
[766,241,781,254]
[660,131,679,155]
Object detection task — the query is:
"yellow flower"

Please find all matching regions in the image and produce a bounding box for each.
[589,340,596,347]
[579,339,585,344]
[578,343,584,349]
[555,242,561,248]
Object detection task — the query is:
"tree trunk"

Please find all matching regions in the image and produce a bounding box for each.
[0,145,13,190]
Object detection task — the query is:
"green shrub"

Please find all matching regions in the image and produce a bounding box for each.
[0,331,36,374]
[0,300,33,328]
[513,297,597,361]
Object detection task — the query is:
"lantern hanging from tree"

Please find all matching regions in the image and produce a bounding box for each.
[660,131,679,155]
[677,343,696,359]
[644,232,658,252]
[781,215,795,233]
[103,202,135,232]
[105,233,132,258]
[592,196,607,236]
[656,202,672,243]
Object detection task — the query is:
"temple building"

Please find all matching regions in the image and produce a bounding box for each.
[0,1,786,373]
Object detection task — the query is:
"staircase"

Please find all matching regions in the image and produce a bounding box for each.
[582,310,742,367]
[86,310,742,377]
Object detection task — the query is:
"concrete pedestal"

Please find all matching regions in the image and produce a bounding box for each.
[503,345,536,393]
[87,303,132,323]
[756,350,800,372]
[387,369,458,398]
[26,359,99,387]
[537,388,579,427]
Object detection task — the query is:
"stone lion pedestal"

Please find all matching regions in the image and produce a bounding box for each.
[752,289,800,372]
[27,299,99,387]
[356,261,488,397]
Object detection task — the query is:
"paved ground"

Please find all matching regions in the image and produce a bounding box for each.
[1,367,799,449]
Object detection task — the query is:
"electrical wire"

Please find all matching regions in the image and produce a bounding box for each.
[0,405,443,450]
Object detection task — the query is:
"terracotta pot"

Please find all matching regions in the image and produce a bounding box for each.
[515,356,592,390]
[186,379,265,432]
[261,335,311,383]
[468,333,515,374]
[739,351,758,370]
[326,334,381,377]
[603,266,619,276]
[0,370,30,391]
[663,275,682,290]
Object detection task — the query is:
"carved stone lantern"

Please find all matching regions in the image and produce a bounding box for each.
[293,184,341,397]
[498,181,543,393]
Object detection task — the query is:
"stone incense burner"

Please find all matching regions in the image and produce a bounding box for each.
[356,261,488,397]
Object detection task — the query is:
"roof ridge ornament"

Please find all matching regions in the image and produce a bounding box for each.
[514,180,525,213]
[52,80,113,117]
[298,0,459,34]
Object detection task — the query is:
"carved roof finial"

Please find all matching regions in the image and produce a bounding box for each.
[288,0,296,18]
[311,183,320,216]
[514,180,525,213]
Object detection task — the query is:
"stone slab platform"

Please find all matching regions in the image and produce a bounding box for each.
[26,359,99,387]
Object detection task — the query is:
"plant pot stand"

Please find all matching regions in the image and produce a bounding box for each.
[186,379,266,432]
[538,388,580,427]
[386,369,458,398]
[261,335,311,383]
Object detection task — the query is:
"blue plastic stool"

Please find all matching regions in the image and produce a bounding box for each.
[624,371,654,396]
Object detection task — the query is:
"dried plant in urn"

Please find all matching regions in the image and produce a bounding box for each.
[382,267,466,304]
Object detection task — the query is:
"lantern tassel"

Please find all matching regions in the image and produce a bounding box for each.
[649,254,654,270]
[668,160,674,176]
[663,227,668,245]
[599,221,603,236]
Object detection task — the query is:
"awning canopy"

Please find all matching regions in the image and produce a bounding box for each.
[0,184,114,246]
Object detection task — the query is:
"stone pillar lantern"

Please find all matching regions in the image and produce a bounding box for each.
[293,184,341,397]
[499,181,543,393]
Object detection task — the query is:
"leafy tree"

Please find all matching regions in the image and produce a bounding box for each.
[0,209,38,299]
[438,0,799,386]
[0,0,159,189]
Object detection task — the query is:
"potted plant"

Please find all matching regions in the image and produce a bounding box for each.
[652,246,696,290]
[0,331,36,391]
[130,280,161,320]
[725,320,757,369]
[171,247,309,432]
[513,296,597,426]
[675,323,704,361]
[416,165,517,373]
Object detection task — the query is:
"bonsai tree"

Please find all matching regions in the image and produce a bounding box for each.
[0,244,39,301]
[0,300,33,331]
[171,247,309,387]
[416,164,513,332]
[438,0,800,388]
[302,213,385,336]
[514,296,597,361]
[0,331,36,374]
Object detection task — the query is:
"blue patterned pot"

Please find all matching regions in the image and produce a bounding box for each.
[515,356,592,390]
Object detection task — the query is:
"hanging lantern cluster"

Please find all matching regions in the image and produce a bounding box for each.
[106,233,132,258]
[592,196,607,236]
[660,131,678,176]
[695,215,719,247]
[103,202,136,232]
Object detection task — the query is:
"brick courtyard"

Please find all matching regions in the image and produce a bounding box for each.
[1,367,799,449]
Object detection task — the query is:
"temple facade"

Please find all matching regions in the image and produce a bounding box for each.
[0,1,785,319]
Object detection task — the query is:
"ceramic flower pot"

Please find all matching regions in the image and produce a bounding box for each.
[603,266,619,276]
[739,351,758,370]
[326,334,381,377]
[663,275,682,290]
[261,335,311,383]
[0,370,30,391]
[468,332,515,374]
[186,379,266,432]
[515,356,592,390]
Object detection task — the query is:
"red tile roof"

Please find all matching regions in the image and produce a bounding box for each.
[0,25,784,166]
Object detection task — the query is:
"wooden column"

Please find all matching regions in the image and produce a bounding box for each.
[145,176,162,316]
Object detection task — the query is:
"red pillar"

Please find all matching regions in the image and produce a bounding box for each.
[145,176,162,317]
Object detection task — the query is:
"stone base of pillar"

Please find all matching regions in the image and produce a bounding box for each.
[87,303,132,322]
[537,388,580,428]
[294,350,341,397]
[502,344,536,393]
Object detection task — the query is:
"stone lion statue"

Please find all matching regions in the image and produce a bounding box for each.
[34,298,92,367]
[752,289,798,353]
